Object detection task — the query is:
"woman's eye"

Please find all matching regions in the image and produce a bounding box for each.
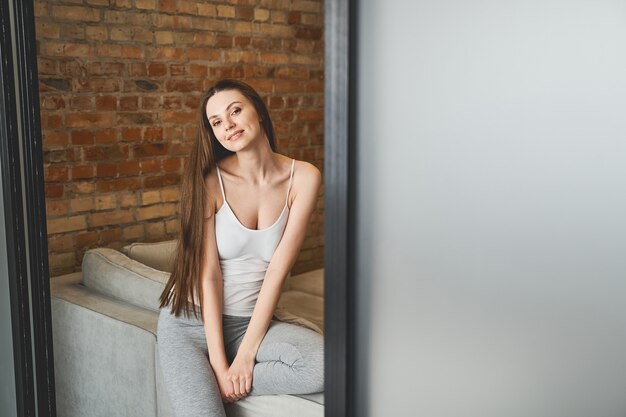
[231,107,241,116]
[212,120,221,127]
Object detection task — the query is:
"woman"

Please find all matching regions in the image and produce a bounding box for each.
[157,79,324,417]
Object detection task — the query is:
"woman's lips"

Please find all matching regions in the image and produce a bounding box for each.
[228,130,244,140]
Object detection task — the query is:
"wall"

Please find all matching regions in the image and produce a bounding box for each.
[35,0,324,276]
[354,1,626,416]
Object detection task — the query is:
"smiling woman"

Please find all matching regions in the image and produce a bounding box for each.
[157,79,323,416]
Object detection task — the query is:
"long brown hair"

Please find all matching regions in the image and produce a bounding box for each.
[159,79,277,317]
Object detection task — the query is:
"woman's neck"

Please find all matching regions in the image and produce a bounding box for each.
[228,141,281,185]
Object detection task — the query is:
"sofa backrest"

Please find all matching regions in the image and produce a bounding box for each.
[82,248,169,312]
[121,240,177,273]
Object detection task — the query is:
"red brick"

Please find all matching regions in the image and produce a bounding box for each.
[76,231,98,247]
[136,203,177,221]
[97,178,141,193]
[96,163,117,177]
[189,64,207,77]
[187,48,220,61]
[90,210,134,227]
[70,197,95,212]
[215,35,233,48]
[42,114,63,129]
[165,65,183,77]
[51,5,100,22]
[46,200,69,217]
[118,161,141,175]
[45,166,69,182]
[117,112,156,125]
[129,63,147,76]
[133,143,169,157]
[183,97,199,110]
[45,184,64,198]
[142,96,160,110]
[122,46,144,59]
[141,160,161,173]
[69,96,95,110]
[163,96,182,109]
[158,0,176,13]
[169,141,192,155]
[119,96,139,111]
[163,158,181,172]
[122,127,142,142]
[87,62,125,76]
[164,79,200,93]
[144,174,180,188]
[148,63,167,76]
[234,36,251,47]
[194,33,214,45]
[83,145,128,161]
[48,234,74,252]
[96,96,117,111]
[42,96,65,110]
[153,47,185,60]
[47,215,87,234]
[95,129,117,144]
[296,110,322,121]
[66,113,114,128]
[144,127,163,141]
[100,228,123,243]
[45,131,69,146]
[162,111,196,124]
[42,42,92,57]
[72,165,94,179]
[211,65,244,79]
[38,58,58,75]
[236,6,254,20]
[72,182,95,194]
[74,79,120,93]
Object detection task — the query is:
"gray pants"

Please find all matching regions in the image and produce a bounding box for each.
[157,308,324,417]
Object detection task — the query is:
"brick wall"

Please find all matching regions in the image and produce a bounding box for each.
[35,0,324,277]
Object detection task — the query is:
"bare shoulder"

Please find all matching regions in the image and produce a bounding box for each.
[292,160,321,199]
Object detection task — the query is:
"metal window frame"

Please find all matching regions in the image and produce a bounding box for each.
[0,0,56,416]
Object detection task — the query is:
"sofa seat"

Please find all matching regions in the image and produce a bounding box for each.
[51,243,324,417]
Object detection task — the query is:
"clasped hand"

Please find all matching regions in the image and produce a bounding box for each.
[216,354,255,403]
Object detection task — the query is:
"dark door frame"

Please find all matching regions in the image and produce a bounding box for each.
[1,0,56,416]
[1,0,354,416]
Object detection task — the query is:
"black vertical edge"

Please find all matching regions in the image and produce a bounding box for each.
[13,0,57,415]
[1,0,57,415]
[0,0,36,415]
[324,0,353,416]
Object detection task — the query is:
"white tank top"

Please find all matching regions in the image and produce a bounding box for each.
[215,159,295,316]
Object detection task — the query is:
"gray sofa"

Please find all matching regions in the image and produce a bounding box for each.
[50,240,324,417]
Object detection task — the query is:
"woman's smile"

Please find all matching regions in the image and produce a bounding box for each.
[227,129,244,141]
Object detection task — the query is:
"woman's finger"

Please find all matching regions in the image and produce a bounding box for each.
[245,376,252,394]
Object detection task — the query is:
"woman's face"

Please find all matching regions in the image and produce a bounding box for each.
[205,89,264,153]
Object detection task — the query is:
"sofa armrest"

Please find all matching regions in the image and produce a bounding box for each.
[51,273,162,417]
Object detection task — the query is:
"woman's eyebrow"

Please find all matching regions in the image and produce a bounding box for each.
[208,101,243,120]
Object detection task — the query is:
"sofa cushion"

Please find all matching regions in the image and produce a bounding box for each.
[121,240,177,273]
[290,269,324,298]
[82,248,169,312]
[86,246,324,334]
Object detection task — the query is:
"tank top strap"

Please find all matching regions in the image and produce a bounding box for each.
[285,159,295,204]
[215,165,227,202]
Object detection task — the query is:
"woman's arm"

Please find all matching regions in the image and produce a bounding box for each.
[200,176,238,402]
[228,161,322,395]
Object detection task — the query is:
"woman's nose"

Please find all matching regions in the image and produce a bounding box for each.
[224,118,235,130]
